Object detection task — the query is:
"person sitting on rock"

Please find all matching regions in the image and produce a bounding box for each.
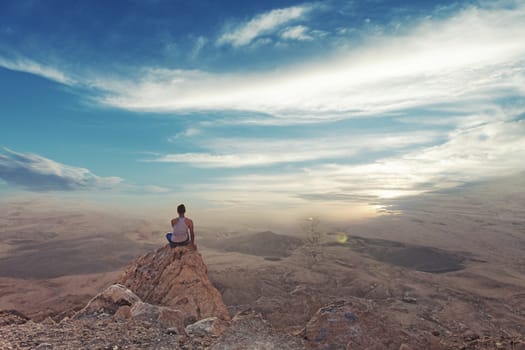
[166,204,196,249]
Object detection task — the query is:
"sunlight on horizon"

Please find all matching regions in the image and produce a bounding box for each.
[1,1,525,228]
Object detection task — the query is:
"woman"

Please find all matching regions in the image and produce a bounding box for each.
[166,204,196,249]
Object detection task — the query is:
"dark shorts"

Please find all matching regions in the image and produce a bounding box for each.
[166,233,190,247]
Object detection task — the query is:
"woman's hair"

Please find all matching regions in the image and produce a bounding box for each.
[177,204,186,214]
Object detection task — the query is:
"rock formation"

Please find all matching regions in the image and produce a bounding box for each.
[71,244,231,334]
[75,283,187,329]
[0,310,29,327]
[304,299,394,349]
[210,310,306,350]
[3,242,525,349]
[73,283,141,319]
[117,244,230,323]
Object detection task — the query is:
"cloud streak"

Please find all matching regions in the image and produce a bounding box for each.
[0,148,121,191]
[280,25,313,41]
[217,4,313,47]
[94,2,525,124]
[149,131,440,167]
[2,2,524,127]
[221,116,525,201]
[0,56,75,85]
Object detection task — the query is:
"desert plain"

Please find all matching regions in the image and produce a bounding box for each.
[0,174,524,347]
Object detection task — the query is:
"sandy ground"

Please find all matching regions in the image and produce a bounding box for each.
[0,175,524,342]
[0,204,161,320]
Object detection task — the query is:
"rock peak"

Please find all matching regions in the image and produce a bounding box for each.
[117,244,230,323]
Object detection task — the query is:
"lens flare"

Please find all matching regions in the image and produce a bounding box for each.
[336,233,348,244]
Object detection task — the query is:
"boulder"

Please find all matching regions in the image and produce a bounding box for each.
[118,245,230,322]
[185,317,228,338]
[305,300,389,350]
[131,301,185,330]
[73,284,140,319]
[211,310,305,349]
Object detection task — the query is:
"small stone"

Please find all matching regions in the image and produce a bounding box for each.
[402,294,417,304]
[40,317,55,325]
[463,330,479,341]
[166,327,178,335]
[344,312,358,321]
[432,330,440,336]
[290,327,306,337]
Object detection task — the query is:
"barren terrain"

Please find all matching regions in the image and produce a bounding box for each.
[1,175,524,347]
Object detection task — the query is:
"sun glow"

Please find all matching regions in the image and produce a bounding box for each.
[335,232,348,244]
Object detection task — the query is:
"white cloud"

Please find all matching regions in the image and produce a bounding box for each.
[167,127,201,142]
[0,148,121,191]
[326,120,525,196]
[0,56,75,85]
[3,3,523,127]
[280,25,313,41]
[97,3,525,123]
[217,4,313,47]
[190,36,208,58]
[0,148,175,195]
[135,185,172,194]
[207,116,525,201]
[149,131,440,167]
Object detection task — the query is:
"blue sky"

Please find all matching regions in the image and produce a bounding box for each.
[1,0,525,225]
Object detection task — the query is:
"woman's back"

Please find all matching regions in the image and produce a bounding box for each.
[171,217,189,243]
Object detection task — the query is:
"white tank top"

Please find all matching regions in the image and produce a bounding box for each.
[172,217,189,243]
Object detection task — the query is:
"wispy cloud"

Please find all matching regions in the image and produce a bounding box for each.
[280,25,313,41]
[149,131,440,167]
[0,148,121,191]
[314,119,525,198]
[207,116,525,202]
[217,4,314,47]
[0,56,75,85]
[190,36,208,59]
[3,3,524,127]
[96,3,525,123]
[167,127,202,142]
[0,148,175,195]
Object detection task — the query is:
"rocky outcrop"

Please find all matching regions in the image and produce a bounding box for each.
[211,310,305,350]
[72,283,185,331]
[0,310,29,326]
[304,300,390,349]
[130,301,185,330]
[117,244,230,322]
[72,244,231,334]
[73,283,140,319]
[0,317,183,349]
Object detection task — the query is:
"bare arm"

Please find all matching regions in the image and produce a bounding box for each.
[186,218,195,247]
